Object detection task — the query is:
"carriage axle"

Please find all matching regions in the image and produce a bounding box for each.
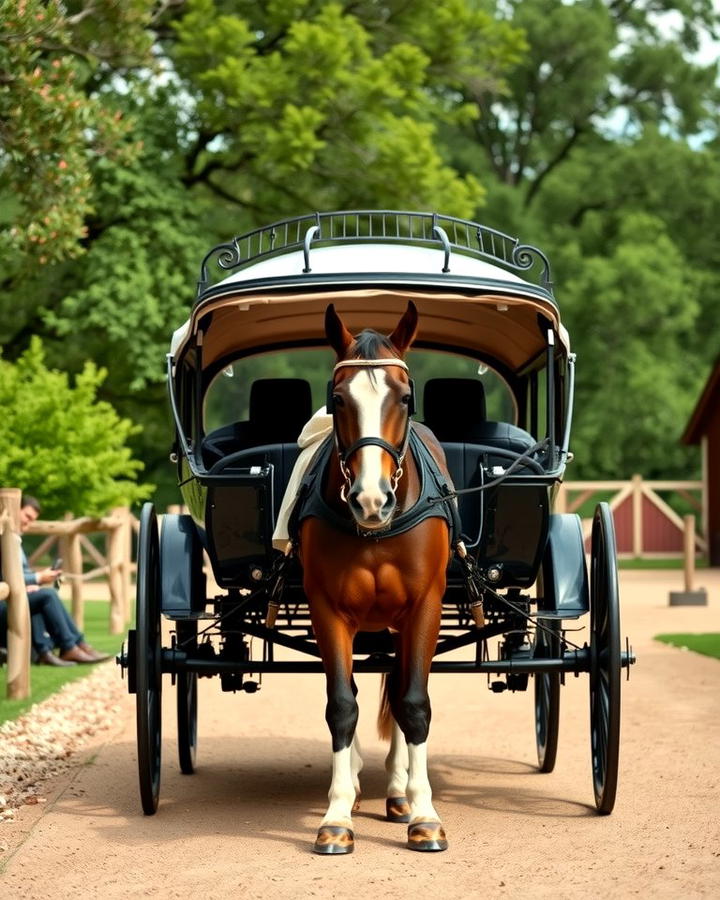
[126,645,635,678]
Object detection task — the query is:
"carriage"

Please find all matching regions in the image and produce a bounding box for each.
[118,210,635,841]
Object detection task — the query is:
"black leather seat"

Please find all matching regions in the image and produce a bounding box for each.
[423,378,537,545]
[203,378,312,465]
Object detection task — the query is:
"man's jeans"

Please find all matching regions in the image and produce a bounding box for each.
[0,588,84,654]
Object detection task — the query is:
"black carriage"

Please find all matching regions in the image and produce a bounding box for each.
[118,210,635,817]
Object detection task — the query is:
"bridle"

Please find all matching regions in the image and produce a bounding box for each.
[327,358,415,503]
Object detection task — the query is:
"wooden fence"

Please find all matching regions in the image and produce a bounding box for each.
[557,475,706,559]
[26,507,134,634]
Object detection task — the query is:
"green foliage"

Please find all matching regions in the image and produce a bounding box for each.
[171,0,498,217]
[0,338,152,516]
[1,0,718,497]
[0,0,154,269]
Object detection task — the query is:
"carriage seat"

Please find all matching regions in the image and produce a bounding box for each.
[423,378,535,454]
[423,378,537,546]
[202,378,312,466]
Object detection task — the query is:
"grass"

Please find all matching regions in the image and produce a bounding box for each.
[618,557,708,570]
[0,599,125,726]
[654,633,720,660]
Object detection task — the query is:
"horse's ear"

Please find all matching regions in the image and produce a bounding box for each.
[325,303,354,358]
[388,301,418,356]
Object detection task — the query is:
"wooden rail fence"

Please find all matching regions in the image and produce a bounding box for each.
[26,507,134,634]
[557,475,706,558]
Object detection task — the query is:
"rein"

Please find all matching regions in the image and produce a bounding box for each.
[427,438,551,507]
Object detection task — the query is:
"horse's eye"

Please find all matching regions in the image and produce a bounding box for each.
[333,394,344,408]
[400,394,411,406]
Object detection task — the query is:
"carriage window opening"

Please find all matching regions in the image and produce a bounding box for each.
[203,348,515,436]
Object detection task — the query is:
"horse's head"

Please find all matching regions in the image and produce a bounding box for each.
[325,301,418,530]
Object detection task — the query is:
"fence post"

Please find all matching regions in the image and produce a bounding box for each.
[68,524,84,631]
[631,474,643,557]
[683,515,696,593]
[107,508,125,634]
[0,488,31,700]
[120,507,132,626]
[669,514,707,606]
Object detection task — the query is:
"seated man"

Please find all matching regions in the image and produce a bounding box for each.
[0,495,109,666]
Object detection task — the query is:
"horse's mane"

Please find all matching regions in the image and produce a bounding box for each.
[350,330,397,360]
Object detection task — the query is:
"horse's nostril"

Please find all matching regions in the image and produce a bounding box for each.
[382,493,396,514]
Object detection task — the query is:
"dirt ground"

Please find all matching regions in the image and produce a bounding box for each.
[1,568,719,899]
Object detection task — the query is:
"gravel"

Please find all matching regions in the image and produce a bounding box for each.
[0,663,125,821]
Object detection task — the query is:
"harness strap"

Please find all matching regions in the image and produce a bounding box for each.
[340,435,404,469]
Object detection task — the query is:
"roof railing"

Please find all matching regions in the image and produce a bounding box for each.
[196,210,553,297]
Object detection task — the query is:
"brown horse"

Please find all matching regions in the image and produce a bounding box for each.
[298,301,454,855]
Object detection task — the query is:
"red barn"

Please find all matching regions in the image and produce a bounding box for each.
[682,356,720,566]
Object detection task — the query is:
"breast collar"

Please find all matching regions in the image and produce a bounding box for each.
[290,425,460,543]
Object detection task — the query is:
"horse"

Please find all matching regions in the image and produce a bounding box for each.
[297,300,455,855]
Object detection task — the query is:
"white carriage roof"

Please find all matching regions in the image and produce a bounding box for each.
[214,243,531,286]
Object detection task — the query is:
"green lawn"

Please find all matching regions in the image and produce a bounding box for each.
[619,557,708,570]
[0,600,126,726]
[654,633,720,660]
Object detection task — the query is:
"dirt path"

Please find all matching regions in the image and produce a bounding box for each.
[2,569,719,898]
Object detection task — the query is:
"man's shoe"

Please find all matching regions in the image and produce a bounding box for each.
[38,650,77,667]
[0,647,7,667]
[77,642,111,662]
[59,645,99,664]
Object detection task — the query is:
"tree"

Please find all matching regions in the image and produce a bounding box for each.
[0,338,152,516]
[0,0,154,270]
[443,0,720,478]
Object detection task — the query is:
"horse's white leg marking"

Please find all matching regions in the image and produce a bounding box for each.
[321,746,356,827]
[385,718,409,797]
[406,741,440,823]
[348,369,390,519]
[351,731,363,799]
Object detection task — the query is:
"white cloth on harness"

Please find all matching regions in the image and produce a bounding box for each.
[272,407,333,550]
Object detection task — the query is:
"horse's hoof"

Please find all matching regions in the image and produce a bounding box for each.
[386,796,411,823]
[313,825,355,855]
[352,792,362,813]
[407,821,448,852]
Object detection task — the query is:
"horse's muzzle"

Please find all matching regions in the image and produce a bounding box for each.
[348,479,396,528]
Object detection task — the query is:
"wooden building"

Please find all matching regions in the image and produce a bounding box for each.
[682,357,720,566]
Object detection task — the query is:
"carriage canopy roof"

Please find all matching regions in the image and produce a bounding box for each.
[170,212,569,375]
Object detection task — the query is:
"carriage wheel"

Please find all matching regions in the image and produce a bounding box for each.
[534,568,560,773]
[589,502,621,814]
[136,502,163,815]
[176,620,198,775]
[534,619,561,773]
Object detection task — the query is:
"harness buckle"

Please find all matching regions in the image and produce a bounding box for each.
[391,463,404,492]
[339,459,352,504]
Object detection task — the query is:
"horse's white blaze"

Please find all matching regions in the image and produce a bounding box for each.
[385,719,409,798]
[321,745,356,826]
[348,369,391,519]
[407,741,440,823]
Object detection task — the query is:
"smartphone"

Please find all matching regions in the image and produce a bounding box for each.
[52,557,63,569]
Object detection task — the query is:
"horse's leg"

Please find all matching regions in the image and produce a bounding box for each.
[392,601,448,852]
[311,604,359,855]
[385,717,411,823]
[351,729,363,812]
[350,678,363,812]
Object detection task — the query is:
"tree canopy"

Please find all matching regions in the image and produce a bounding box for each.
[0,338,151,517]
[1,0,718,506]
